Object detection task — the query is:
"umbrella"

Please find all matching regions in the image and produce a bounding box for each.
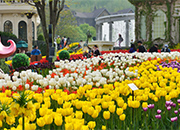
[16,40,28,48]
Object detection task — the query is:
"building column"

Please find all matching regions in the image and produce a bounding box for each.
[0,14,2,31]
[96,24,99,40]
[125,20,130,47]
[108,21,113,41]
[25,13,35,52]
[99,23,103,41]
[12,14,18,38]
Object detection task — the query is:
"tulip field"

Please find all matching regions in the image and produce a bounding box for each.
[2,52,180,130]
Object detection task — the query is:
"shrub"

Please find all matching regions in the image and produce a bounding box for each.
[37,34,45,41]
[12,53,30,69]
[59,50,70,60]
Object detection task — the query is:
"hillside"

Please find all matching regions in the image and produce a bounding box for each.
[69,0,134,13]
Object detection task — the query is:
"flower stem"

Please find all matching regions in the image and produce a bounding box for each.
[22,114,25,130]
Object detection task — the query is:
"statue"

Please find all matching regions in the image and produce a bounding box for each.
[0,38,16,74]
[86,30,92,45]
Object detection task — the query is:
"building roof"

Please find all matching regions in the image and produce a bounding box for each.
[74,8,110,18]
[112,8,134,15]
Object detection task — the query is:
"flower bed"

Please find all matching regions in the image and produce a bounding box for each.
[1,52,180,129]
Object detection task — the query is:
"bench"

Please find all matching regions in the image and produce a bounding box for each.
[31,55,42,62]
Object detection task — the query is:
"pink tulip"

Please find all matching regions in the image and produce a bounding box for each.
[171,117,178,122]
[157,109,161,114]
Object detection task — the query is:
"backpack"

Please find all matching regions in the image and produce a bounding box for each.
[161,48,169,52]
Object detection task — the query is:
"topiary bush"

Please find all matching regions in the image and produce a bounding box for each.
[12,53,30,69]
[37,34,45,41]
[59,50,70,60]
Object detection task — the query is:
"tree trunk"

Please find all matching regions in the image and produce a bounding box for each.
[135,5,140,42]
[146,2,153,41]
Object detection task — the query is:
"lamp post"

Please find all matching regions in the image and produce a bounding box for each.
[86,30,92,45]
[25,12,35,52]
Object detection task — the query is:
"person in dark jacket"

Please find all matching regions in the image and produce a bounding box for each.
[149,44,158,53]
[129,43,136,53]
[138,41,147,53]
[93,45,101,56]
[161,44,171,52]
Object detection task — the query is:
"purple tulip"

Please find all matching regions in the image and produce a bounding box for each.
[171,117,178,122]
[155,114,161,119]
[177,99,180,103]
[174,110,178,114]
[167,106,171,111]
[157,109,162,114]
[143,107,148,111]
[172,103,176,108]
[148,104,154,109]
[170,102,173,106]
[166,101,171,106]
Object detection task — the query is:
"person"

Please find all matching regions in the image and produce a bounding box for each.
[60,37,64,49]
[161,44,171,52]
[66,37,70,45]
[149,44,158,53]
[17,48,21,53]
[116,34,123,48]
[64,36,67,48]
[129,44,136,53]
[93,45,101,56]
[31,45,41,56]
[138,41,147,53]
[56,35,61,50]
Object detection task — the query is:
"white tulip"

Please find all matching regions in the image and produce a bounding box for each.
[55,85,59,89]
[25,84,30,89]
[12,86,17,91]
[31,85,38,91]
[14,72,19,77]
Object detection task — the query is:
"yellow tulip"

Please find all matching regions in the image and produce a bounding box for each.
[39,107,47,116]
[165,95,171,101]
[87,107,94,115]
[6,116,15,125]
[82,105,88,113]
[5,90,11,96]
[109,105,116,113]
[91,110,99,118]
[122,103,127,110]
[58,98,64,105]
[44,114,53,125]
[37,117,45,127]
[76,101,82,109]
[54,116,63,126]
[119,114,126,121]
[65,116,73,123]
[142,102,148,108]
[116,108,123,116]
[102,125,106,130]
[95,105,102,113]
[65,123,73,130]
[88,121,96,129]
[0,120,2,127]
[75,111,83,119]
[81,125,89,130]
[103,111,110,120]
[29,123,36,130]
[102,102,109,109]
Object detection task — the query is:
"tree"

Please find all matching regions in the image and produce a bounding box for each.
[28,0,65,58]
[5,0,65,59]
[56,10,87,42]
[79,23,96,40]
